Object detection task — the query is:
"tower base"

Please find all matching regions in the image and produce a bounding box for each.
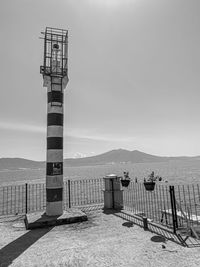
[24,209,87,230]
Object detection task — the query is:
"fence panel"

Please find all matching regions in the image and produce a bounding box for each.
[123,182,174,228]
[64,178,104,208]
[0,178,104,216]
[0,184,26,215]
[174,184,200,229]
[123,182,200,236]
[27,183,46,213]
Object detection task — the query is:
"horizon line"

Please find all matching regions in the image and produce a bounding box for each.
[0,148,199,162]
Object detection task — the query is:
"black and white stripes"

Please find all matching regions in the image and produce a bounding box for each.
[46,78,65,216]
[41,27,68,217]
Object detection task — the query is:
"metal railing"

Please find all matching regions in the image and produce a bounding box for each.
[174,184,200,229]
[1,177,199,239]
[64,178,104,209]
[122,182,200,235]
[123,182,174,227]
[0,178,104,216]
[0,184,27,215]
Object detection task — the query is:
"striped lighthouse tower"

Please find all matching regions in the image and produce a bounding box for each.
[40,27,68,216]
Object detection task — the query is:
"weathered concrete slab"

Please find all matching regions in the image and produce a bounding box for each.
[24,209,87,230]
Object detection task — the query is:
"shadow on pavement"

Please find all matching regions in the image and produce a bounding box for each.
[109,209,200,248]
[0,226,53,267]
[122,221,134,228]
[151,235,166,243]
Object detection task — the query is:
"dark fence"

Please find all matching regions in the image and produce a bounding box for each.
[174,184,200,229]
[1,177,200,239]
[0,178,104,216]
[123,182,174,227]
[0,184,27,215]
[64,178,104,209]
[122,182,200,235]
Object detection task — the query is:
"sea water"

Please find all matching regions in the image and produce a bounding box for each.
[0,159,200,186]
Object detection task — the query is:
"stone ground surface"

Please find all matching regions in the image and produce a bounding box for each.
[0,209,200,267]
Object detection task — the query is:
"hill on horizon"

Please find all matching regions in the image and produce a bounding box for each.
[64,149,196,166]
[0,149,199,170]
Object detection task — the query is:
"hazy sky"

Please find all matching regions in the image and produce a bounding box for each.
[0,0,200,160]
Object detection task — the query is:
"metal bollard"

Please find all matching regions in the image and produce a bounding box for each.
[143,216,148,230]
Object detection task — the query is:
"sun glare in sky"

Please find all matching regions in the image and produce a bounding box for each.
[88,0,132,8]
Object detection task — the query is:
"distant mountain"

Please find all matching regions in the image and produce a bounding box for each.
[0,158,45,170]
[0,149,199,170]
[64,149,193,166]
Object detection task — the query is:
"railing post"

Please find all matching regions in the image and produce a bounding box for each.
[111,179,114,209]
[68,180,71,208]
[169,185,178,234]
[25,183,28,214]
[143,216,148,230]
